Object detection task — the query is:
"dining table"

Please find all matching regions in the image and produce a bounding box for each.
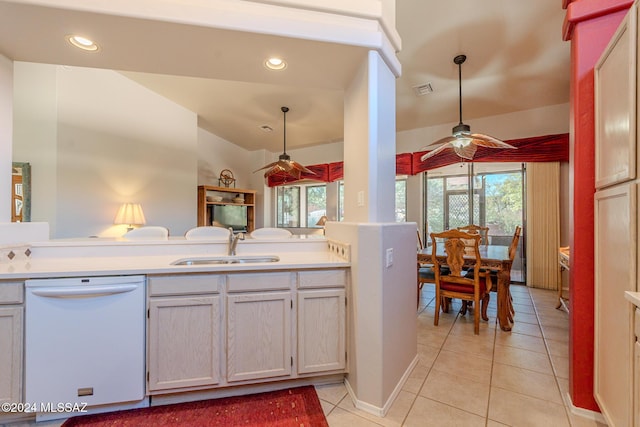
[418,244,515,331]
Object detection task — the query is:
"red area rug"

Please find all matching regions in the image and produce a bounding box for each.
[61,386,328,426]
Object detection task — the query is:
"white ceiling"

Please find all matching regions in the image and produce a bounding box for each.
[0,0,570,152]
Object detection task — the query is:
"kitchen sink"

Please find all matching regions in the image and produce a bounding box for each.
[171,255,280,265]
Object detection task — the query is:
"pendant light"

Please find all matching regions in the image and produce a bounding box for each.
[420,55,517,161]
[254,106,315,179]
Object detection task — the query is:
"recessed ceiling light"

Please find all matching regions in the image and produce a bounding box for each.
[67,35,99,52]
[265,57,286,70]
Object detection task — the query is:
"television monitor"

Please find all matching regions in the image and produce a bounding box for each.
[212,205,247,231]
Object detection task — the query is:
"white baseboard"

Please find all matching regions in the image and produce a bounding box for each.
[344,354,419,417]
[566,392,607,424]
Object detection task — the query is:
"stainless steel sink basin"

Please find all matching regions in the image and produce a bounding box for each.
[171,255,280,266]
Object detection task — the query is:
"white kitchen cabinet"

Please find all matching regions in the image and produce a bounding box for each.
[297,288,346,374]
[594,4,639,427]
[147,275,222,392]
[227,291,292,382]
[0,282,23,406]
[147,269,348,393]
[594,183,637,427]
[594,3,637,190]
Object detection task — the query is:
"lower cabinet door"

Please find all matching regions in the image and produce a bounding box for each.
[297,289,346,374]
[0,306,23,403]
[227,292,292,382]
[148,296,221,391]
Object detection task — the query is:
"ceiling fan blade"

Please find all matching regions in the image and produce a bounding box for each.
[471,133,517,149]
[420,142,454,161]
[424,135,457,148]
[263,166,285,178]
[453,143,477,160]
[253,161,280,173]
[290,160,316,175]
[279,161,302,179]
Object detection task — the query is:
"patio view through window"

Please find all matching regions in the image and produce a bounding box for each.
[276,184,326,228]
[276,179,408,228]
[424,163,525,282]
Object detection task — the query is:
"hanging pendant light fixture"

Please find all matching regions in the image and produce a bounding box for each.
[420,55,517,162]
[254,106,315,179]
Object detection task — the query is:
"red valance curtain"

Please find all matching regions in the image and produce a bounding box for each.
[396,152,413,175]
[266,133,568,186]
[328,162,344,182]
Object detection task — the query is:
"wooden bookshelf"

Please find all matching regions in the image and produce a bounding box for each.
[197,185,256,232]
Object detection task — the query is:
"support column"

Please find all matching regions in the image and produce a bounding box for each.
[562,0,633,412]
[328,50,417,416]
[343,51,396,223]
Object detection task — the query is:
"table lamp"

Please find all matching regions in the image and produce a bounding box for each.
[114,203,146,231]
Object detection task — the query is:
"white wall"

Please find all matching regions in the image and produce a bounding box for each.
[13,62,58,233]
[0,54,13,222]
[198,127,252,189]
[13,63,199,238]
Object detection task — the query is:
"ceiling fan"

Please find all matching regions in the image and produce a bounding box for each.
[420,54,517,162]
[254,106,315,179]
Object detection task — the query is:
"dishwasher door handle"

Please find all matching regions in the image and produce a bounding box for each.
[31,284,139,298]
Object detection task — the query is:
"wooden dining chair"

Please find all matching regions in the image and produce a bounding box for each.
[417,229,436,307]
[488,225,521,322]
[457,224,490,245]
[488,225,522,291]
[458,224,491,313]
[430,229,491,334]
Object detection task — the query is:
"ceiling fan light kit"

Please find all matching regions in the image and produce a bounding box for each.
[420,54,516,162]
[253,106,315,180]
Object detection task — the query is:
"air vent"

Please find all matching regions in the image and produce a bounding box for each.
[413,82,434,96]
[260,125,273,132]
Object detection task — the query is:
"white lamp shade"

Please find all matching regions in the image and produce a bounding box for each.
[114,203,146,226]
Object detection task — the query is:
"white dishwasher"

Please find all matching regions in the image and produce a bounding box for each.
[25,275,146,411]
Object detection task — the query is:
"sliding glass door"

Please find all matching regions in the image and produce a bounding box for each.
[424,163,525,282]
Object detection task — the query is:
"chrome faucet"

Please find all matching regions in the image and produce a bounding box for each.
[228,227,245,256]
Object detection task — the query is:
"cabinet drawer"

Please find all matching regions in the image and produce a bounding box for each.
[148,275,222,296]
[0,282,23,304]
[635,308,640,338]
[298,269,347,289]
[226,272,293,292]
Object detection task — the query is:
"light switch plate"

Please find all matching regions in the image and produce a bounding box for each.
[385,248,394,267]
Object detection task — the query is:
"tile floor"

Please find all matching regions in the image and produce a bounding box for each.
[315,284,608,427]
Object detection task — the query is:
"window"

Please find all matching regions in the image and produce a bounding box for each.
[306,185,326,227]
[276,186,300,227]
[276,183,326,228]
[337,178,407,222]
[395,177,407,222]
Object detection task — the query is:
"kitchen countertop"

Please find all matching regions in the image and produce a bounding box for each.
[0,235,351,280]
[0,251,349,280]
